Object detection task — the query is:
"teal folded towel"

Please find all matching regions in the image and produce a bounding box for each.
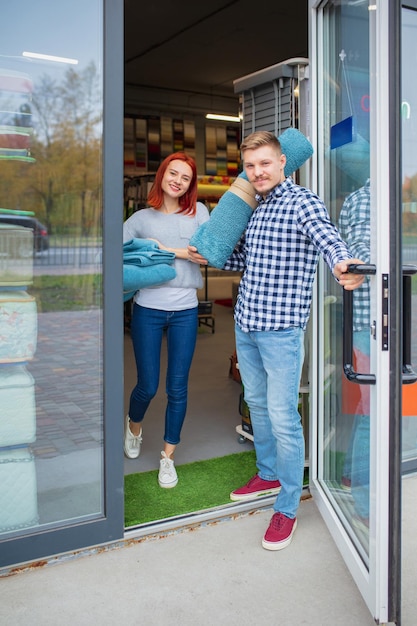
[123,238,176,301]
[123,264,176,301]
[123,238,176,265]
[189,128,314,268]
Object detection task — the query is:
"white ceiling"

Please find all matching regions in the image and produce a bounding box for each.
[124,0,308,115]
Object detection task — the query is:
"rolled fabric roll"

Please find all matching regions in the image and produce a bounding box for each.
[189,127,313,268]
[189,172,256,269]
[280,127,314,177]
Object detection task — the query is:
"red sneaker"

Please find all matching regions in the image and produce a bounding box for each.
[230,474,281,502]
[341,476,351,492]
[262,512,297,550]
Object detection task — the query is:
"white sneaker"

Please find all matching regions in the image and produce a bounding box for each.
[158,451,178,488]
[124,415,142,459]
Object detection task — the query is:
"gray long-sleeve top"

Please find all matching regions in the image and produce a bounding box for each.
[123,202,209,310]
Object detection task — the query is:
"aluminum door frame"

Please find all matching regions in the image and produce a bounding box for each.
[308,1,402,623]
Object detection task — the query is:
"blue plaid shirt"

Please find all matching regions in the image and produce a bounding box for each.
[338,179,370,331]
[224,177,351,331]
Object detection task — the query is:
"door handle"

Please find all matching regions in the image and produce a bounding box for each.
[342,263,376,384]
[402,265,417,384]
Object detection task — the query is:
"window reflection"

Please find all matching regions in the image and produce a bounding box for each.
[320,0,371,561]
[0,0,103,537]
[401,7,417,467]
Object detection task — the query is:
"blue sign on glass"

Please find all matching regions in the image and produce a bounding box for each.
[330,115,354,149]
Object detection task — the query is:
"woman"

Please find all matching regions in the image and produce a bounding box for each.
[123,152,209,488]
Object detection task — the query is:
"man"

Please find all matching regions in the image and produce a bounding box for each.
[338,179,371,535]
[189,131,364,550]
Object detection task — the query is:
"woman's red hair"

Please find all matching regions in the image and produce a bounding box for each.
[147,152,198,216]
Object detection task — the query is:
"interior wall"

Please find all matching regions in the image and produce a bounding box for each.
[124,82,241,177]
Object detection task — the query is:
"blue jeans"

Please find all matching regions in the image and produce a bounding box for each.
[235,324,305,519]
[129,304,198,445]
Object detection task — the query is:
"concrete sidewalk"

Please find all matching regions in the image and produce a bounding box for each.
[3,476,417,625]
[0,496,378,626]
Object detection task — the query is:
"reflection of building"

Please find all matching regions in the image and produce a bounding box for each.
[0,70,35,162]
[0,224,38,532]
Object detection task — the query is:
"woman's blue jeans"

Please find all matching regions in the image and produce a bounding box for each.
[235,324,305,519]
[129,304,198,445]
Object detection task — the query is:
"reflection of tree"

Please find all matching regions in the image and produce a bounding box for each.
[56,63,102,237]
[30,75,61,233]
[0,62,102,237]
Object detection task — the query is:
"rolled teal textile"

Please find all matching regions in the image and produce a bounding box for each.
[280,127,314,177]
[189,128,313,269]
[189,171,254,269]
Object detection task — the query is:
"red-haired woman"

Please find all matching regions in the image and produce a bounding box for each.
[123,153,209,488]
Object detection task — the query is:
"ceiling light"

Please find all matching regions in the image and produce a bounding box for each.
[206,113,241,123]
[22,51,78,65]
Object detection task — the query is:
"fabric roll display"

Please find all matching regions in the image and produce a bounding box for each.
[123,238,176,301]
[189,127,314,269]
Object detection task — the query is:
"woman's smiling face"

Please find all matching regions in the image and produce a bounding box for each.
[161,159,193,199]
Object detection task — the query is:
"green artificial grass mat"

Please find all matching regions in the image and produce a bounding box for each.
[124,450,258,527]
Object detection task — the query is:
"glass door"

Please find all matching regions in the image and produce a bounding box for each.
[400,1,417,475]
[309,1,407,622]
[0,0,124,568]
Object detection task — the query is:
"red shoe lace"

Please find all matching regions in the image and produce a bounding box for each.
[271,513,289,530]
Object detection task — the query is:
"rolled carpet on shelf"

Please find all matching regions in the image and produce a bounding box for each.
[189,127,314,269]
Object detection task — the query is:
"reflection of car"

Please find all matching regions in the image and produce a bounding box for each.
[0,214,49,253]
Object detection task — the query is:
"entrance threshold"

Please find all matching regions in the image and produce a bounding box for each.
[0,489,311,578]
[124,487,311,541]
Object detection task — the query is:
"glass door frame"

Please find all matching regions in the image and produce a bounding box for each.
[0,0,125,569]
[308,1,402,623]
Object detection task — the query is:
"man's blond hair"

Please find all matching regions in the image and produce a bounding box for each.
[240,131,282,154]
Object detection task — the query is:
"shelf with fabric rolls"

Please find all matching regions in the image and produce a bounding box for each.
[197,175,236,206]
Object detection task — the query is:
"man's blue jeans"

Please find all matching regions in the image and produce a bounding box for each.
[129,304,198,445]
[235,324,305,519]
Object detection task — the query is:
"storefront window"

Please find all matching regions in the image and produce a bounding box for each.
[0,1,104,539]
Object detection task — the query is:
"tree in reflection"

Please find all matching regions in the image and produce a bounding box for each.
[0,62,102,240]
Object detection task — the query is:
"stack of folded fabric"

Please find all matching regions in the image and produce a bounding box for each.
[123,238,176,301]
[189,127,314,269]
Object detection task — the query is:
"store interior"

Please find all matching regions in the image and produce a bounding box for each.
[122,2,309,490]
